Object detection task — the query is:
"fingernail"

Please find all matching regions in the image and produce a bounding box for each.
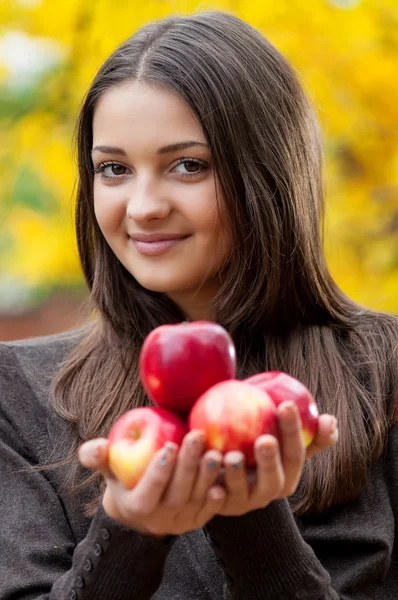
[207,460,218,470]
[93,444,103,462]
[160,442,176,465]
[164,442,177,453]
[160,446,174,466]
[329,417,337,434]
[330,428,339,443]
[280,402,297,419]
[259,442,276,459]
[232,460,243,469]
[188,432,204,450]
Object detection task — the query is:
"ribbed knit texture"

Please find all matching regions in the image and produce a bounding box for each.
[206,500,336,599]
[1,329,398,599]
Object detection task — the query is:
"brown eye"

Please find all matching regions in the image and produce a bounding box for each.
[106,164,127,176]
[183,160,201,173]
[173,159,207,176]
[94,162,129,179]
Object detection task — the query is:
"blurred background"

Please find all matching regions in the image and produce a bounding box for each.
[0,0,397,341]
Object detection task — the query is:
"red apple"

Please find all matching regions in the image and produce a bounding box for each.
[245,372,319,447]
[188,380,278,466]
[139,321,237,413]
[108,407,187,489]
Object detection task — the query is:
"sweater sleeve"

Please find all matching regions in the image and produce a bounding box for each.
[205,426,398,599]
[205,499,338,600]
[0,343,173,600]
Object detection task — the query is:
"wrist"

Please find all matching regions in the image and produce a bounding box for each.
[102,489,169,540]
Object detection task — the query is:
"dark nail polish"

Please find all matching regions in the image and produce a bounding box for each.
[188,433,204,450]
[232,460,243,469]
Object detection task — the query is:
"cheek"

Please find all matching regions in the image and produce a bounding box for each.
[94,190,123,235]
[190,206,233,280]
[191,186,228,239]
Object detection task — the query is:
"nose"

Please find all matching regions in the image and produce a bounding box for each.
[126,175,171,223]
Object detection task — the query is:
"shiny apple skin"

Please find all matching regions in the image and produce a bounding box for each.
[245,371,319,447]
[139,321,237,413]
[108,407,187,489]
[188,380,278,466]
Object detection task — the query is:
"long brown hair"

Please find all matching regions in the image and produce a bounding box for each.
[50,10,398,516]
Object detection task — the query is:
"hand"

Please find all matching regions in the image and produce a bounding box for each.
[78,405,338,533]
[215,402,338,516]
[305,412,338,458]
[78,430,226,538]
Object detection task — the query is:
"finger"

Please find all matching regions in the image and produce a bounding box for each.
[246,467,257,492]
[163,430,205,508]
[195,485,226,527]
[223,451,248,503]
[277,402,305,496]
[251,435,284,506]
[190,450,223,506]
[78,438,115,480]
[306,415,338,459]
[129,442,178,514]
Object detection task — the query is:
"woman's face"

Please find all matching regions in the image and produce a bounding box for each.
[92,81,232,315]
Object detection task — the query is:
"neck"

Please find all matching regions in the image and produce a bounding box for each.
[168,286,218,322]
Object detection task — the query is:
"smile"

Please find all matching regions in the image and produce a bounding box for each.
[129,235,190,256]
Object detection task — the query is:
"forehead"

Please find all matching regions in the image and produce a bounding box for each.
[92,81,206,150]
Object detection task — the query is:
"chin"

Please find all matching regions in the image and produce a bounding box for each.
[139,280,176,293]
[133,272,197,294]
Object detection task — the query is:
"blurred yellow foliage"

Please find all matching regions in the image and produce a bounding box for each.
[4,207,77,287]
[0,0,397,311]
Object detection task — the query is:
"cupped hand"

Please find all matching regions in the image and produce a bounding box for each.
[215,402,338,516]
[78,404,338,535]
[78,430,226,538]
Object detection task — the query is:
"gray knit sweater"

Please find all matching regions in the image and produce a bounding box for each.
[1,328,398,599]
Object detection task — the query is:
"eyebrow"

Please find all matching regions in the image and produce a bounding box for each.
[91,141,209,157]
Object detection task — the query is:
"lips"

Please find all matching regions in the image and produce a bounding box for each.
[129,233,188,243]
[129,233,190,256]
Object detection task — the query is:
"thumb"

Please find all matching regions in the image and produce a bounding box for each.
[78,438,115,480]
[305,415,338,459]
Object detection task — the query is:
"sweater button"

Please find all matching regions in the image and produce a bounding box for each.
[101,528,110,540]
[94,543,103,556]
[83,559,92,572]
[76,575,84,588]
[68,591,77,600]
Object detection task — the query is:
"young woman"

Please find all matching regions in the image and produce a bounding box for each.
[0,10,397,599]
